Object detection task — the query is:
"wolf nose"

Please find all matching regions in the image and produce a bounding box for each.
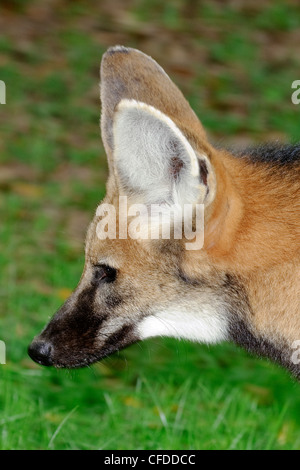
[28,340,54,366]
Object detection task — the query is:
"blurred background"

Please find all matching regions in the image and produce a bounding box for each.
[0,0,300,450]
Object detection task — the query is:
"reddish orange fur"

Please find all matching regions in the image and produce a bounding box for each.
[188,148,300,341]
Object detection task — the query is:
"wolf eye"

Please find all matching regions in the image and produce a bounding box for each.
[92,265,117,284]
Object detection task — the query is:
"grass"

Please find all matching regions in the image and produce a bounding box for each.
[1,341,300,450]
[0,0,300,450]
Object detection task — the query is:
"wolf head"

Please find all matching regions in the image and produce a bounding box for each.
[28,46,237,368]
[28,47,300,377]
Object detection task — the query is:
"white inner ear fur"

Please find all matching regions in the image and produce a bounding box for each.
[113,99,209,206]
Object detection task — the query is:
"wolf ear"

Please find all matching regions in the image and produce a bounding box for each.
[113,99,215,206]
[100,46,207,173]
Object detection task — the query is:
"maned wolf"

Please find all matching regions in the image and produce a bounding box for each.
[28,46,300,378]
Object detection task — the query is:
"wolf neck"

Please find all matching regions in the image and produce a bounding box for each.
[227,310,300,380]
[203,151,300,377]
[205,150,300,270]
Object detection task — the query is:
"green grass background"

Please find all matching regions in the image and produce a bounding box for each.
[0,0,300,450]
